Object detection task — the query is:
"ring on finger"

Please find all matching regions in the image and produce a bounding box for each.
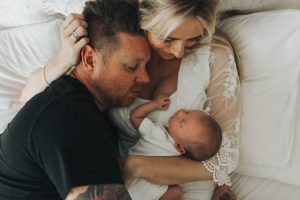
[72,30,80,41]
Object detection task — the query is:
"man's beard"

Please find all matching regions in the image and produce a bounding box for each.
[95,85,135,108]
[102,93,133,108]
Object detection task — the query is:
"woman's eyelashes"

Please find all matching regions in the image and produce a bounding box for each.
[163,37,175,43]
[186,36,203,46]
[162,36,203,46]
[189,36,202,44]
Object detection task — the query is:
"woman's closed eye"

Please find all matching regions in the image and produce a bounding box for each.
[188,36,202,43]
[163,37,175,43]
[185,36,203,46]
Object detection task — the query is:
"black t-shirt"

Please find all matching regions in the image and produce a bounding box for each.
[0,75,123,199]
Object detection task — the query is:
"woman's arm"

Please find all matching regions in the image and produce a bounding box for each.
[201,34,241,186]
[20,14,89,103]
[122,156,213,185]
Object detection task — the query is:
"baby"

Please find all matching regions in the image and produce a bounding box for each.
[127,94,223,200]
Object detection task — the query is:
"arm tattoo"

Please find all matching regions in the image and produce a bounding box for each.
[74,184,132,200]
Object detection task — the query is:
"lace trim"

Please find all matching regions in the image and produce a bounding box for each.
[209,49,216,65]
[209,50,239,105]
[202,118,240,186]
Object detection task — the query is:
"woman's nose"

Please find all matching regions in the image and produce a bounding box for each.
[171,41,185,58]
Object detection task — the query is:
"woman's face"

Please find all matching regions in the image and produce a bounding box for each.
[147,17,206,60]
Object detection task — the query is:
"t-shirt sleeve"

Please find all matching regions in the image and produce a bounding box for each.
[31,97,123,198]
[138,117,156,137]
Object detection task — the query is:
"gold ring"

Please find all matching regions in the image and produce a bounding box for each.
[72,31,79,41]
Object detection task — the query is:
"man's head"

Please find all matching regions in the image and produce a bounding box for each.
[168,109,222,161]
[73,0,151,110]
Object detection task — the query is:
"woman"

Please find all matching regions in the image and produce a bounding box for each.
[20,0,240,199]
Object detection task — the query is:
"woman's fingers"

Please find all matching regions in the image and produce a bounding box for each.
[56,14,90,67]
[75,37,90,50]
[69,26,89,44]
[61,13,86,29]
[64,19,88,38]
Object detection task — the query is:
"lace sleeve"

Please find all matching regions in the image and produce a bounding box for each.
[202,35,241,186]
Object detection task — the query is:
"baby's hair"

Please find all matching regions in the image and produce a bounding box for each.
[184,113,222,161]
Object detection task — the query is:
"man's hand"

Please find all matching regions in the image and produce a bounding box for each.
[153,94,170,110]
[212,185,236,200]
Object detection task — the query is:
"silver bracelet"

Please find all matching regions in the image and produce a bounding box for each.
[43,64,50,85]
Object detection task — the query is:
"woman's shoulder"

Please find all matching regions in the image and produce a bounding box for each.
[210,33,234,52]
[209,33,240,70]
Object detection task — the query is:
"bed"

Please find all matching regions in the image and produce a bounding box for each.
[0,0,300,199]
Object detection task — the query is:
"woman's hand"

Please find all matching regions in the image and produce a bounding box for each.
[19,14,89,103]
[56,13,89,69]
[120,155,213,185]
[212,185,237,200]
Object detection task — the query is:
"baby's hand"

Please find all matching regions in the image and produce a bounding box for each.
[154,94,170,110]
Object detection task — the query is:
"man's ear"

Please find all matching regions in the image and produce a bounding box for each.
[175,143,186,154]
[81,45,101,72]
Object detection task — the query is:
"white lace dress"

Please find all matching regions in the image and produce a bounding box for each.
[109,35,240,200]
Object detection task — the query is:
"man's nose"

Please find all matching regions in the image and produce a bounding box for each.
[136,67,150,84]
[171,41,185,58]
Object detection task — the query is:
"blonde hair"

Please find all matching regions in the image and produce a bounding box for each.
[139,0,219,40]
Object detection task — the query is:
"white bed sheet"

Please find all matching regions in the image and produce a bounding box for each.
[0,18,62,132]
[231,173,300,200]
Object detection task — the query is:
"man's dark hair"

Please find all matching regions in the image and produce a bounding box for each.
[83,0,144,61]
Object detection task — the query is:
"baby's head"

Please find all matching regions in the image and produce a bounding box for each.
[168,109,222,161]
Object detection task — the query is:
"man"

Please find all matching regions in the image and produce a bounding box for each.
[0,0,150,199]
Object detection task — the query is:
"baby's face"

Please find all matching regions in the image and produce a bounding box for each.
[168,109,205,143]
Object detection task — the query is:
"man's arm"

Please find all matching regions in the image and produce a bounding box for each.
[66,184,131,200]
[130,94,169,129]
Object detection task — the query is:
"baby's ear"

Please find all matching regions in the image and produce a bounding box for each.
[176,143,186,154]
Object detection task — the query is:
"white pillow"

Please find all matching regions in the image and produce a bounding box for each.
[218,0,300,13]
[43,0,87,16]
[218,9,300,186]
[0,0,62,28]
[0,18,63,132]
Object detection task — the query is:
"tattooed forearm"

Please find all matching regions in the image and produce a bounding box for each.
[219,192,233,200]
[69,184,132,200]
